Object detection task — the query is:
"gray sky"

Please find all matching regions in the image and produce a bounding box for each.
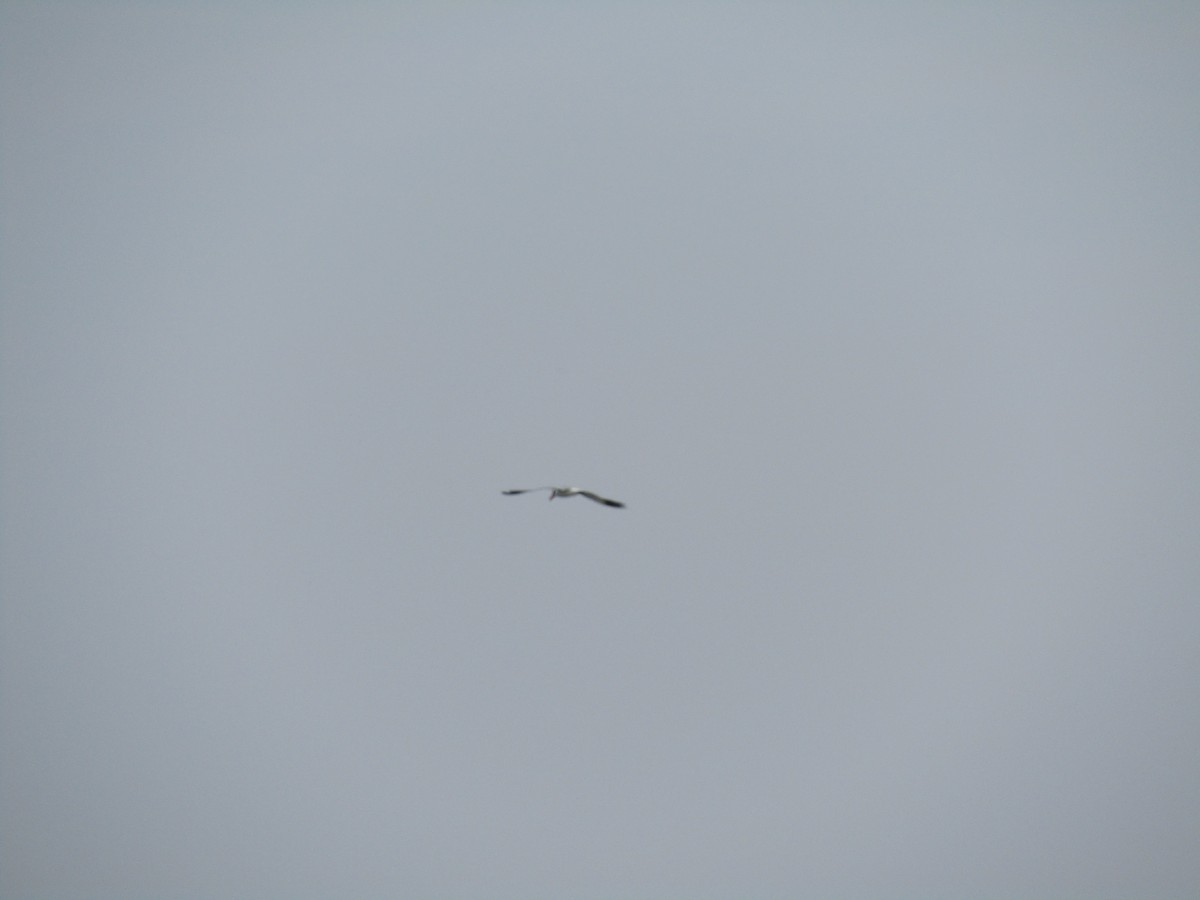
[2,3,1198,898]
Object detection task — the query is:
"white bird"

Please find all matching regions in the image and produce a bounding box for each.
[502,486,626,508]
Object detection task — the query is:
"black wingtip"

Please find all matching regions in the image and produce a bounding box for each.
[605,500,626,508]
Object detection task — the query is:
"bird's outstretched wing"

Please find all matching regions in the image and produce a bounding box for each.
[578,491,625,508]
[502,488,549,496]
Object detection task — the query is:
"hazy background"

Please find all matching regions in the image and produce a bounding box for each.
[2,3,1198,898]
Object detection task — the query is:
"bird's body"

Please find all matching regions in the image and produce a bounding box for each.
[502,486,625,508]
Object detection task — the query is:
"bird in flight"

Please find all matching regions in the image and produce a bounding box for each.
[502,486,625,508]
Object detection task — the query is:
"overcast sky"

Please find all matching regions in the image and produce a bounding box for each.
[2,3,1198,898]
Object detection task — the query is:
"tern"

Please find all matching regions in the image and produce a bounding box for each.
[502,486,625,508]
